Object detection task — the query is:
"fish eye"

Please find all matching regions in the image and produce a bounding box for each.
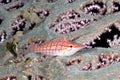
[70,45,73,48]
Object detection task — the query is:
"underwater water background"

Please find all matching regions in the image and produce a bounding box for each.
[0,0,120,80]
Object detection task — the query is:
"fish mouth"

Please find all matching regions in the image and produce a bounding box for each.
[86,24,120,48]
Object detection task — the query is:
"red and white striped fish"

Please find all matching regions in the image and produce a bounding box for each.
[30,38,86,56]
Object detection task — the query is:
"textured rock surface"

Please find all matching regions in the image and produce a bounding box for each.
[0,0,120,80]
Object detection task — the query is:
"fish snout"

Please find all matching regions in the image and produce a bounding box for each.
[78,44,89,49]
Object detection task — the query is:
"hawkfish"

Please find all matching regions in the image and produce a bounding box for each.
[30,38,86,56]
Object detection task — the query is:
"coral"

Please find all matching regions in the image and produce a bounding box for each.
[0,74,17,80]
[0,0,120,80]
[0,30,7,43]
[80,0,107,15]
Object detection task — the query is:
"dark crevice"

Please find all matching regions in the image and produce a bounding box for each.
[96,2,104,8]
[0,18,3,24]
[28,23,36,30]
[15,3,24,9]
[39,75,46,80]
[113,2,120,13]
[88,24,120,48]
[0,0,12,4]
[27,75,46,80]
[47,0,57,3]
[67,0,76,3]
[27,75,32,80]
[36,10,49,19]
[89,9,99,14]
[85,1,104,8]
